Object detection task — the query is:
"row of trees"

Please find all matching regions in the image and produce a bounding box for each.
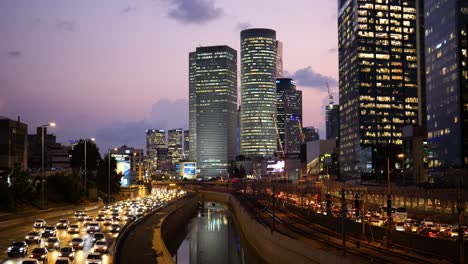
[0,140,122,212]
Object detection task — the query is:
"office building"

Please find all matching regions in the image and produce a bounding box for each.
[276,78,303,155]
[110,146,144,187]
[326,103,339,140]
[146,129,166,171]
[338,0,420,176]
[189,52,197,161]
[168,128,183,164]
[191,45,237,177]
[276,40,283,78]
[28,126,61,170]
[240,28,277,158]
[183,130,190,159]
[0,116,28,171]
[302,126,320,142]
[425,0,468,169]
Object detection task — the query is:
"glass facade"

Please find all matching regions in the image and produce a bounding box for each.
[276,78,302,154]
[240,28,277,158]
[193,46,237,177]
[145,129,166,170]
[338,0,420,174]
[326,104,340,140]
[276,40,284,78]
[189,52,197,161]
[168,128,183,164]
[425,0,468,168]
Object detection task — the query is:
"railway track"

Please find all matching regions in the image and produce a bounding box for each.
[248,196,447,263]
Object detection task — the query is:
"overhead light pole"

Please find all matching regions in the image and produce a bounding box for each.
[84,137,95,203]
[41,122,56,209]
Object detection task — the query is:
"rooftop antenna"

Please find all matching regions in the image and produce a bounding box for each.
[327,80,334,105]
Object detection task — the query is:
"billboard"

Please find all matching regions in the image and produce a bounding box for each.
[112,154,130,187]
[266,160,285,173]
[175,162,196,179]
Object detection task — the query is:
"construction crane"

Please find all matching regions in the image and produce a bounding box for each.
[326,80,334,105]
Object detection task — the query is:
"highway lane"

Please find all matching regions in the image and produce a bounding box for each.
[0,205,116,264]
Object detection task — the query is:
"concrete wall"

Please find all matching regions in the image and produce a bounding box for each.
[196,191,355,264]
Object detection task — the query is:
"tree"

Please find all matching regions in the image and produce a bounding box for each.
[45,173,82,203]
[9,168,35,202]
[96,155,122,202]
[69,139,101,177]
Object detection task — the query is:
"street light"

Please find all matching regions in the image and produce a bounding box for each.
[41,122,56,209]
[84,137,95,203]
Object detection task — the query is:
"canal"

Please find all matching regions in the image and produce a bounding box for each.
[173,201,264,264]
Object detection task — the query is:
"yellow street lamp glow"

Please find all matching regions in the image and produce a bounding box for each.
[397,153,405,158]
[91,137,95,141]
[49,122,56,127]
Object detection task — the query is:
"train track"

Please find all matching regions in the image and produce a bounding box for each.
[248,197,445,264]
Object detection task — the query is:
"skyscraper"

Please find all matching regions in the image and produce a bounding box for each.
[425,0,468,168]
[326,102,339,140]
[276,78,302,155]
[191,45,237,177]
[189,52,197,161]
[168,128,183,164]
[338,0,420,175]
[146,129,166,170]
[183,130,190,159]
[240,28,277,158]
[276,40,283,78]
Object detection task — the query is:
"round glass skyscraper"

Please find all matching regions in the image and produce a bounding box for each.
[240,28,277,158]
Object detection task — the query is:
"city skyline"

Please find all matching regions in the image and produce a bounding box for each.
[0,0,339,152]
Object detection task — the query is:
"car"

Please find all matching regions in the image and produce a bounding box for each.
[21,259,40,264]
[42,226,57,238]
[124,214,136,222]
[58,247,75,260]
[92,232,105,243]
[87,223,101,233]
[103,218,113,226]
[110,223,121,233]
[70,238,84,249]
[86,252,103,264]
[25,231,42,244]
[96,214,106,221]
[56,219,70,229]
[29,247,48,263]
[439,224,451,232]
[77,213,87,221]
[395,221,405,232]
[74,210,84,217]
[93,240,108,253]
[67,224,80,234]
[7,241,28,257]
[45,237,60,250]
[34,219,47,228]
[54,257,70,264]
[111,213,121,221]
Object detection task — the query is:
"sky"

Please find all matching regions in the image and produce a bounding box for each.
[0,0,339,153]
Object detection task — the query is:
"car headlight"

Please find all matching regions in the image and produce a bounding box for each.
[7,247,12,252]
[30,254,34,258]
[79,242,84,246]
[34,236,39,239]
[59,253,63,256]
[54,242,59,246]
[19,248,24,251]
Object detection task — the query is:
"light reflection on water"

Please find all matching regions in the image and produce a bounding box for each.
[174,202,246,264]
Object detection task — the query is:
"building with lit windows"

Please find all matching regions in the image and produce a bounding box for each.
[326,103,339,140]
[191,45,237,178]
[183,130,190,159]
[146,129,166,171]
[168,128,183,165]
[189,53,197,161]
[276,78,302,155]
[338,0,421,176]
[110,146,144,187]
[425,0,468,170]
[302,126,320,142]
[240,28,277,158]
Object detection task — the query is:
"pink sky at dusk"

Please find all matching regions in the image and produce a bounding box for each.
[0,0,339,151]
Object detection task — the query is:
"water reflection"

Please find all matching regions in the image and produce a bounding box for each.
[174,202,246,264]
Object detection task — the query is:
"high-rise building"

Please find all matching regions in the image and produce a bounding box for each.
[425,0,468,168]
[146,129,166,170]
[276,78,302,155]
[240,28,277,158]
[183,130,190,159]
[191,45,237,177]
[0,116,28,171]
[338,0,420,175]
[168,128,183,165]
[302,126,320,142]
[276,40,283,78]
[326,103,339,140]
[110,146,144,186]
[189,52,197,161]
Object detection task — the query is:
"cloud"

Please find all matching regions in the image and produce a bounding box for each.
[7,50,21,58]
[94,99,188,151]
[327,47,337,54]
[167,0,223,24]
[56,20,75,32]
[123,6,136,13]
[236,22,252,30]
[287,66,338,90]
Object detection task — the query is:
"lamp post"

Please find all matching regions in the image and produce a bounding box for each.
[41,122,56,209]
[84,138,95,203]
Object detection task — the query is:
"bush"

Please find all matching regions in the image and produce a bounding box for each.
[45,173,82,204]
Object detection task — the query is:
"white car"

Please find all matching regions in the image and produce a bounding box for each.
[86,252,103,264]
[33,219,46,228]
[87,223,101,233]
[67,224,80,234]
[45,237,60,250]
[56,219,70,229]
[93,240,108,253]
